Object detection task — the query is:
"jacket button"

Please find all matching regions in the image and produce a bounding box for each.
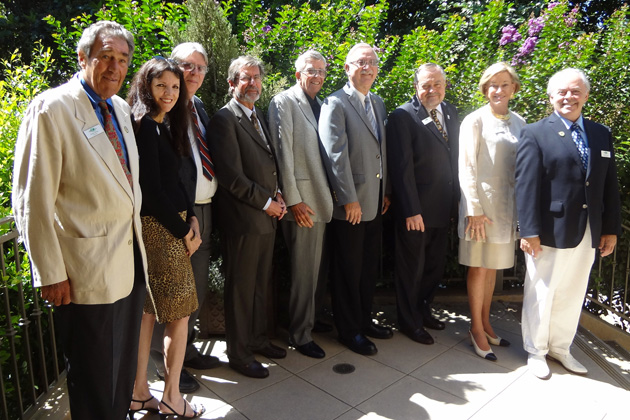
[582,204,588,209]
[585,181,590,186]
[128,239,132,245]
[376,154,380,159]
[272,171,277,176]
[376,173,380,178]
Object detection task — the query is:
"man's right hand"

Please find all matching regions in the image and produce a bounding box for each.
[520,236,542,258]
[290,202,315,228]
[41,280,72,306]
[344,201,362,225]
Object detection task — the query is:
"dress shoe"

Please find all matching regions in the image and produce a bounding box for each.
[296,341,326,358]
[469,331,497,361]
[485,332,510,347]
[364,323,393,339]
[339,334,377,356]
[312,320,334,333]
[254,343,287,359]
[183,353,221,370]
[156,368,200,393]
[423,317,445,330]
[229,360,269,378]
[547,351,588,375]
[401,327,434,345]
[528,354,551,379]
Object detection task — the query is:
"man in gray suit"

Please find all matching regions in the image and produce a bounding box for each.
[268,50,332,359]
[320,43,392,356]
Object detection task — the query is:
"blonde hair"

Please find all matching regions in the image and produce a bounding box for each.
[478,62,521,96]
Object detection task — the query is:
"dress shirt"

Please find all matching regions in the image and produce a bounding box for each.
[188,99,217,204]
[429,103,447,136]
[555,111,589,147]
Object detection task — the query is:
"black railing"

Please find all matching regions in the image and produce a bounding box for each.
[0,216,63,420]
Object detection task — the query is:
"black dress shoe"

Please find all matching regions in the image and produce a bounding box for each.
[312,320,334,333]
[229,360,269,378]
[401,327,434,345]
[364,323,393,339]
[183,353,221,370]
[423,317,445,330]
[254,343,287,359]
[156,368,200,393]
[296,341,326,359]
[339,334,377,355]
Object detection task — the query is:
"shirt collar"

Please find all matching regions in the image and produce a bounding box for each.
[234,98,255,118]
[79,74,113,109]
[555,110,584,131]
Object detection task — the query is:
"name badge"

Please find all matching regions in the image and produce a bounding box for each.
[84,124,104,139]
[422,117,432,126]
[601,150,611,158]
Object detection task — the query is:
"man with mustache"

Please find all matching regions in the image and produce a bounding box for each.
[207,56,287,378]
[319,43,392,355]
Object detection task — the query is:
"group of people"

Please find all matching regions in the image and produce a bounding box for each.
[11,19,620,420]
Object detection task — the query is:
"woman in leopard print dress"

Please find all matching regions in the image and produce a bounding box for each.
[127,58,205,418]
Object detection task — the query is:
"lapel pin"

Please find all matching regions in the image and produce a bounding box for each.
[559,131,565,137]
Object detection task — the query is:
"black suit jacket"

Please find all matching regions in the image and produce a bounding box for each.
[207,98,280,235]
[386,95,460,228]
[515,113,621,248]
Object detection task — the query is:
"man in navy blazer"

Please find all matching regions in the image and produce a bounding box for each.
[515,68,620,379]
[387,63,459,345]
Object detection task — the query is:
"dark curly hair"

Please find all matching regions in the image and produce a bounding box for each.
[127,57,190,156]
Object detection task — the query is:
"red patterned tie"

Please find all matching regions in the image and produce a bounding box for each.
[98,101,132,187]
[189,102,215,180]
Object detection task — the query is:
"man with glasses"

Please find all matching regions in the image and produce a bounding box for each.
[319,43,392,356]
[268,50,332,359]
[207,56,287,378]
[146,42,220,393]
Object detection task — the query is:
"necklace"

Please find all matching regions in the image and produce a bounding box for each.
[491,108,510,121]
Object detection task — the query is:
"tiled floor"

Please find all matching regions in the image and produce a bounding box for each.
[37,301,630,420]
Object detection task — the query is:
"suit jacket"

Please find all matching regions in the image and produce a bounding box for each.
[207,98,280,235]
[268,84,333,223]
[319,83,387,221]
[515,112,621,248]
[12,75,148,304]
[386,95,459,228]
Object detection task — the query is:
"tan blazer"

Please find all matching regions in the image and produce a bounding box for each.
[12,75,148,304]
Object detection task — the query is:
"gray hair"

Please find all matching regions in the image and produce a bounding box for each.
[295,50,326,72]
[77,21,134,63]
[170,42,208,65]
[345,42,379,65]
[547,68,590,95]
[413,63,446,85]
[227,55,265,95]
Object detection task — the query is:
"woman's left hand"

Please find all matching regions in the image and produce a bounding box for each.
[465,215,493,242]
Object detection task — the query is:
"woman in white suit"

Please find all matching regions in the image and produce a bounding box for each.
[458,62,525,361]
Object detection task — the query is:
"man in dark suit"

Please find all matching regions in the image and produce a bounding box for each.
[149,42,221,393]
[386,63,459,345]
[207,56,287,378]
[516,68,621,379]
[319,43,392,356]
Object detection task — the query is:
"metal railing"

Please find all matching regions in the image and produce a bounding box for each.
[0,216,63,420]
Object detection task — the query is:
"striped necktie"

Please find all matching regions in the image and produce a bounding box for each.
[189,102,215,180]
[98,101,132,187]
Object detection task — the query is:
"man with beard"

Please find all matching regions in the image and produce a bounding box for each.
[207,56,287,378]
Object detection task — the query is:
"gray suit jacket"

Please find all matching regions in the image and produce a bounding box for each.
[319,83,387,221]
[268,84,333,223]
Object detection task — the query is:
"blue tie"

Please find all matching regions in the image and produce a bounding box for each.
[571,122,588,171]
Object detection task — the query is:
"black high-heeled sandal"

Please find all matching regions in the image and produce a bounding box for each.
[160,399,206,419]
[128,395,159,419]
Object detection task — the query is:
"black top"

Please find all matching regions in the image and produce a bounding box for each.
[137,115,194,238]
[306,94,321,122]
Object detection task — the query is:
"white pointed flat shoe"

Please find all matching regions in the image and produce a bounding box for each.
[528,354,550,379]
[485,332,511,347]
[469,331,496,361]
[547,352,587,375]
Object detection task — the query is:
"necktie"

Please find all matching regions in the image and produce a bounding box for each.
[571,122,588,171]
[430,108,448,142]
[189,102,215,180]
[250,110,266,141]
[98,101,132,187]
[364,96,379,141]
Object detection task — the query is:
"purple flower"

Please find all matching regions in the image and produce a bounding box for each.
[518,36,538,56]
[565,6,579,27]
[548,2,560,10]
[262,25,272,33]
[528,17,545,37]
[499,25,522,46]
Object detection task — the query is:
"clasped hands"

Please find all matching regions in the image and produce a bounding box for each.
[265,192,287,220]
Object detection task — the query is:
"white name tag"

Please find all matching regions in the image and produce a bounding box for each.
[422,117,432,125]
[601,150,611,158]
[84,124,104,139]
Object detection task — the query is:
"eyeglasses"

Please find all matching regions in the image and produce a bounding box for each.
[302,68,327,77]
[349,59,379,68]
[178,61,208,74]
[237,74,263,83]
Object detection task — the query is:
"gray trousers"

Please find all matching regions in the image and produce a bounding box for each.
[150,203,212,371]
[282,220,327,346]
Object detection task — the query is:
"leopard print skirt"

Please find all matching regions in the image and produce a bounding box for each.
[141,211,198,324]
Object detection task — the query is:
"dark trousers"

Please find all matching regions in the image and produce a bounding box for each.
[222,231,275,364]
[55,239,146,420]
[394,222,448,331]
[150,203,212,371]
[329,212,382,340]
